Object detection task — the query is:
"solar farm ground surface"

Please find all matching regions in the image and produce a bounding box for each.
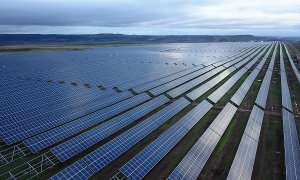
[0,42,299,180]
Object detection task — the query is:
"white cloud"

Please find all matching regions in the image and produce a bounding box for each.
[0,0,299,36]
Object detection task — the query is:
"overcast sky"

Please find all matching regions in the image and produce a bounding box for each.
[1,0,300,36]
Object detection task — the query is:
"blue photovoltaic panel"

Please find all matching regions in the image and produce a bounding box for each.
[255,70,272,108]
[167,66,230,98]
[230,69,260,106]
[168,128,220,180]
[120,100,213,179]
[282,108,300,180]
[227,134,258,180]
[227,106,264,180]
[23,93,150,152]
[82,97,190,172]
[52,97,190,179]
[149,65,215,96]
[207,67,247,104]
[244,46,269,70]
[50,160,93,180]
[186,66,236,101]
[50,95,170,161]
[169,103,237,180]
[283,43,300,84]
[1,91,134,144]
[280,44,293,112]
[186,84,211,101]
[132,66,201,93]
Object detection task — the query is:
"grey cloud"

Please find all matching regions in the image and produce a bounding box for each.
[0,0,299,35]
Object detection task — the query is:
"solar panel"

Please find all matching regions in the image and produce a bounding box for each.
[168,128,220,180]
[49,160,93,180]
[255,70,272,108]
[267,43,278,71]
[132,66,202,93]
[1,89,118,127]
[1,91,135,145]
[209,103,238,136]
[283,43,300,84]
[208,67,247,103]
[227,105,264,180]
[280,44,293,112]
[0,88,114,118]
[166,66,226,98]
[120,100,213,179]
[230,69,260,106]
[233,45,267,70]
[119,66,200,91]
[227,134,258,180]
[282,108,300,180]
[23,93,151,152]
[279,43,286,72]
[168,102,237,180]
[225,47,260,69]
[50,97,190,178]
[243,106,264,142]
[50,95,170,161]
[149,65,215,96]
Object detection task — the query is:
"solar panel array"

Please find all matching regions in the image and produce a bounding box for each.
[230,44,273,106]
[2,41,296,180]
[187,46,265,101]
[120,100,213,179]
[279,42,300,180]
[166,46,263,98]
[24,93,152,153]
[168,103,237,180]
[51,95,170,161]
[280,44,294,112]
[206,45,269,104]
[255,43,278,108]
[283,43,300,84]
[51,97,190,178]
[282,109,300,180]
[227,106,264,180]
[49,160,93,180]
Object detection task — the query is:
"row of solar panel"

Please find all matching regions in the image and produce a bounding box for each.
[119,44,273,179]
[226,43,278,180]
[280,43,293,112]
[120,100,213,180]
[49,95,171,160]
[283,43,300,84]
[282,109,300,180]
[227,106,264,180]
[169,102,237,179]
[0,45,258,145]
[168,44,268,100]
[255,42,278,108]
[0,44,259,148]
[0,80,102,110]
[49,42,272,180]
[0,47,229,90]
[0,43,260,90]
[22,93,154,152]
[228,43,279,179]
[165,44,274,179]
[0,91,135,143]
[188,44,269,102]
[1,88,115,120]
[50,97,192,179]
[132,46,259,94]
[279,43,300,180]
